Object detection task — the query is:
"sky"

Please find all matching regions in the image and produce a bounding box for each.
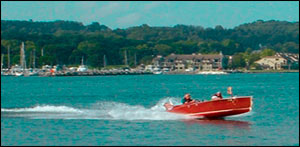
[1,1,299,29]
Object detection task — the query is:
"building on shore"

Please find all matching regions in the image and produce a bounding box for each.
[254,53,299,70]
[275,53,299,70]
[152,52,223,72]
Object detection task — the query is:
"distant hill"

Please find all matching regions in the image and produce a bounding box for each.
[1,20,299,68]
[1,20,111,34]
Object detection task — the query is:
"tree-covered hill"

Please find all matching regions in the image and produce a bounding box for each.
[1,19,299,68]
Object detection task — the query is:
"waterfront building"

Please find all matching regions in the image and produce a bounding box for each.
[152,52,223,72]
[255,56,287,70]
[275,53,299,69]
[255,53,299,70]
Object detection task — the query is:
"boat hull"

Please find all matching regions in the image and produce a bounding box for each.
[164,97,252,118]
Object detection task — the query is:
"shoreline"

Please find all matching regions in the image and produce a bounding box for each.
[1,70,298,77]
[164,70,299,75]
[242,70,299,73]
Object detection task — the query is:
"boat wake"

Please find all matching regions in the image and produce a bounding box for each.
[1,97,190,120]
[226,110,255,118]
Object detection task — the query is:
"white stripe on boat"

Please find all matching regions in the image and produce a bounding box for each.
[187,107,251,116]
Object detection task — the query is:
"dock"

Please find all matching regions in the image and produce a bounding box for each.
[38,69,153,77]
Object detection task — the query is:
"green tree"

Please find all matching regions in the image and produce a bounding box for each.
[232,53,246,69]
[154,44,172,56]
[260,48,276,57]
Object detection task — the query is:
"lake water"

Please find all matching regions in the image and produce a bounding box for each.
[1,73,299,146]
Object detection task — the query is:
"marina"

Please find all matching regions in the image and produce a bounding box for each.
[1,42,297,77]
[1,67,154,77]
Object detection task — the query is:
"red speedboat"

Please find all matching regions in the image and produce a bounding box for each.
[164,96,253,119]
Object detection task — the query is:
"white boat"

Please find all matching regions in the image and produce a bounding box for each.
[162,67,170,73]
[185,68,194,72]
[28,69,39,76]
[153,67,162,74]
[77,65,88,72]
[77,57,88,72]
[153,71,162,74]
[15,72,23,76]
[198,71,228,75]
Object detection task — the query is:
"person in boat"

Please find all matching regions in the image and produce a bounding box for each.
[182,93,195,104]
[211,92,223,100]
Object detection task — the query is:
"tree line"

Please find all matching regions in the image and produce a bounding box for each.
[1,19,299,69]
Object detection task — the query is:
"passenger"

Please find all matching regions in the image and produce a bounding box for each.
[211,92,223,100]
[181,93,195,104]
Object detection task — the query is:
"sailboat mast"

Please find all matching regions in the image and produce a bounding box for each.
[24,43,26,72]
[29,51,32,69]
[33,48,36,69]
[41,48,44,57]
[124,50,128,66]
[7,46,10,69]
[21,42,26,73]
[20,43,23,67]
[1,54,3,72]
[103,54,107,67]
[134,53,137,67]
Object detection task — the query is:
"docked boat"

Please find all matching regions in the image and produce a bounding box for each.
[77,57,88,72]
[153,67,162,74]
[164,96,252,119]
[198,71,228,75]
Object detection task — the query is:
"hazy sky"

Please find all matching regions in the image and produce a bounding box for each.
[1,1,299,29]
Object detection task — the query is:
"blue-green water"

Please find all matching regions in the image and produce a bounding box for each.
[1,73,299,146]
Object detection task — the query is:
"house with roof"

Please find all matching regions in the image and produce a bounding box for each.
[275,53,299,69]
[152,52,223,72]
[254,53,299,70]
[254,56,287,70]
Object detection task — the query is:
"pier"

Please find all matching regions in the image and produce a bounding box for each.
[38,69,153,77]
